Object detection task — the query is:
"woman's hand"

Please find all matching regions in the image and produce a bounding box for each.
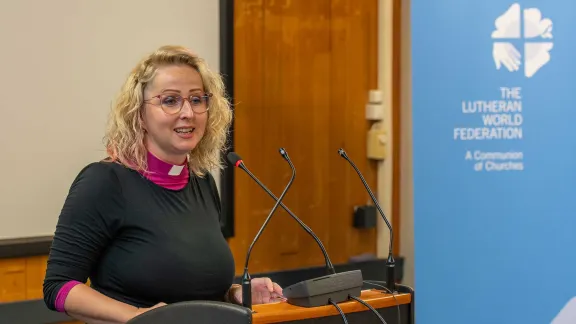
[232,278,284,305]
[131,302,167,319]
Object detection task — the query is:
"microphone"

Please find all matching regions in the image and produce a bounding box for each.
[239,148,295,309]
[338,148,396,293]
[228,150,364,308]
[227,151,336,274]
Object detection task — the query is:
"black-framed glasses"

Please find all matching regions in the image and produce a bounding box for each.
[144,93,212,115]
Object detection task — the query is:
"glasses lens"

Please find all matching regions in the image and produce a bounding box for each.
[159,94,211,114]
[189,95,210,113]
[160,95,183,114]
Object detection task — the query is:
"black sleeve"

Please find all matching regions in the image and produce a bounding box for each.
[43,162,125,311]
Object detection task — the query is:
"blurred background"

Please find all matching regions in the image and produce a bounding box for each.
[0,0,411,299]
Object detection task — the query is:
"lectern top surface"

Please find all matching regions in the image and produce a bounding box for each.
[252,289,411,323]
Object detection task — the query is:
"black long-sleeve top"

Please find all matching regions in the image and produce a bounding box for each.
[43,161,235,310]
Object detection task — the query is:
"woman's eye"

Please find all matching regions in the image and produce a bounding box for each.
[190,96,203,105]
[162,96,180,106]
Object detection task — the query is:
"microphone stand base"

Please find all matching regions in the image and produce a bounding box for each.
[385,254,396,293]
[282,270,363,308]
[241,271,252,310]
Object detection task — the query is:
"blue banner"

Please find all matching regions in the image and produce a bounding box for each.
[411,1,576,323]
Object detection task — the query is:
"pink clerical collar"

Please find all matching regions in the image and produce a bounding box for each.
[141,151,190,190]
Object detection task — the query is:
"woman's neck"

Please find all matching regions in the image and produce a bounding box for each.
[140,151,190,190]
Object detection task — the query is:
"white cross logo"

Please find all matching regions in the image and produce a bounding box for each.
[491,3,553,78]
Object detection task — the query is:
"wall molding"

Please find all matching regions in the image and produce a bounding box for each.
[0,236,52,259]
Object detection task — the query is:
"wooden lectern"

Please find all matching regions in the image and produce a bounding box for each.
[125,287,413,324]
[49,287,413,324]
[251,289,413,324]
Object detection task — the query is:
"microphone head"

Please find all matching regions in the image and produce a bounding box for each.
[279,147,289,161]
[337,148,348,159]
[227,152,244,167]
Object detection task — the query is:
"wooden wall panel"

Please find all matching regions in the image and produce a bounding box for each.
[329,0,379,261]
[229,0,267,272]
[0,255,81,323]
[0,255,48,302]
[25,255,48,299]
[0,258,27,302]
[231,0,379,275]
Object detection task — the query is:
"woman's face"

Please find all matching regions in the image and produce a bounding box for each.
[142,64,209,164]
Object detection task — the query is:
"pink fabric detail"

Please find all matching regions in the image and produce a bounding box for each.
[55,280,82,313]
[140,151,190,190]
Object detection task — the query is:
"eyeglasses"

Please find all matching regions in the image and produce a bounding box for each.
[144,93,213,115]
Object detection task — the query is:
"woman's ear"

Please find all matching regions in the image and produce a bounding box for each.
[139,107,148,132]
[140,119,148,133]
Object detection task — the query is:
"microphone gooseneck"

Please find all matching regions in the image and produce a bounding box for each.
[229,150,366,308]
[242,149,295,270]
[239,148,296,309]
[227,151,336,275]
[338,148,396,293]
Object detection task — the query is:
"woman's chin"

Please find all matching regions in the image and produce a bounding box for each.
[172,141,198,155]
[172,133,200,151]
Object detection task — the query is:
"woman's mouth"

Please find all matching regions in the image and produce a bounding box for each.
[174,127,195,134]
[174,127,195,139]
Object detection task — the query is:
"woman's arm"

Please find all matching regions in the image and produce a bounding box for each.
[63,285,165,324]
[43,163,158,323]
[63,284,139,324]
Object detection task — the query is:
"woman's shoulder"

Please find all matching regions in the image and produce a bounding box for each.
[71,160,131,190]
[77,159,121,177]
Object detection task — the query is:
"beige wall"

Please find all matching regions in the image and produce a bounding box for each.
[0,0,220,239]
[376,0,394,260]
[376,0,414,288]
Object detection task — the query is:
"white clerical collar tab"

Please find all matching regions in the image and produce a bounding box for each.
[168,165,185,176]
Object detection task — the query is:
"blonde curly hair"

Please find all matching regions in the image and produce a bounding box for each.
[104,45,233,177]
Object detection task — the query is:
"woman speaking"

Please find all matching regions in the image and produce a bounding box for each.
[43,45,283,324]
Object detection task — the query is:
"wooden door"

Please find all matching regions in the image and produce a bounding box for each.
[229,0,379,275]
